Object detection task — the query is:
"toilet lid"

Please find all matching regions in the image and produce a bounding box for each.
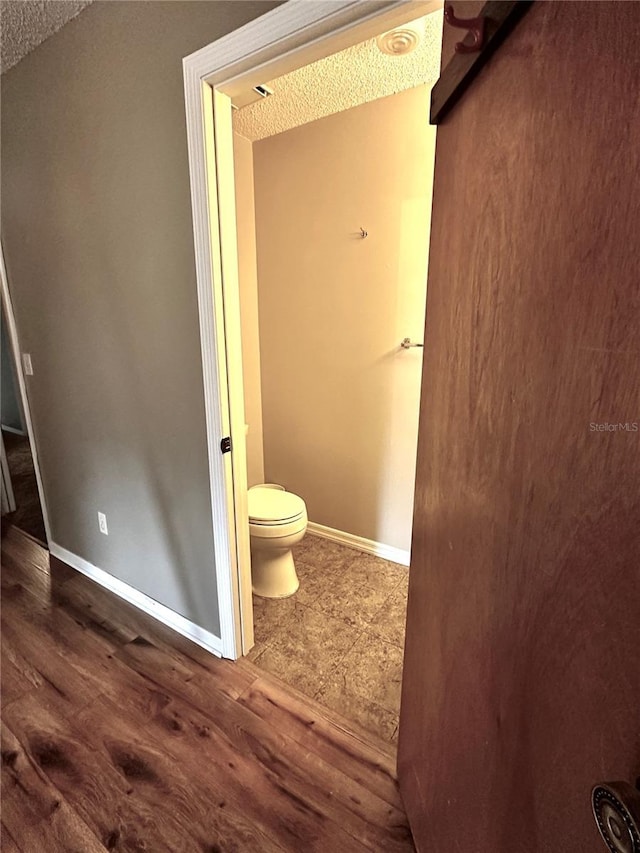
[248,487,306,524]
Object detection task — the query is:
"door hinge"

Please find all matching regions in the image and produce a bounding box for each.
[220,436,232,454]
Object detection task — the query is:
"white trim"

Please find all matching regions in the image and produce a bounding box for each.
[211,88,254,654]
[49,543,223,658]
[0,242,52,544]
[183,0,436,658]
[183,69,241,660]
[185,0,441,94]
[307,522,410,567]
[1,425,27,436]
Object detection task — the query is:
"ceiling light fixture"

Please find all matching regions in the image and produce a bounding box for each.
[376,22,422,55]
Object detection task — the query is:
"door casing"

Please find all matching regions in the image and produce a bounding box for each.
[183,0,442,659]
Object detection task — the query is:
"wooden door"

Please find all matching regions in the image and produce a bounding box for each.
[398,3,640,851]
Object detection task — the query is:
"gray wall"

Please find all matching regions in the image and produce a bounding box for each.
[1,308,25,433]
[1,0,276,637]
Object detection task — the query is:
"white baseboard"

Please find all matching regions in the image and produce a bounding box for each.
[49,543,223,658]
[306,522,410,567]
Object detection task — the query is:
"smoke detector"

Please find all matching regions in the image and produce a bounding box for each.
[376,21,422,55]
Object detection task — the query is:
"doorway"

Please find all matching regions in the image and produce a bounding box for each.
[228,27,441,742]
[0,262,49,546]
[183,0,442,661]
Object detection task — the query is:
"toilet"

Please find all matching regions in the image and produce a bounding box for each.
[248,484,307,598]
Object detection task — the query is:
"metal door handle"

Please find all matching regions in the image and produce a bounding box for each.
[592,781,640,852]
[400,337,423,349]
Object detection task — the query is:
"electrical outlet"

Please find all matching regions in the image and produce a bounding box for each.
[98,512,108,535]
[22,353,33,375]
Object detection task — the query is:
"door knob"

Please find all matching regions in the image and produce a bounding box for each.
[592,781,640,852]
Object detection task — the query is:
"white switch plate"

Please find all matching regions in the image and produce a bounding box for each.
[22,353,33,375]
[98,512,108,535]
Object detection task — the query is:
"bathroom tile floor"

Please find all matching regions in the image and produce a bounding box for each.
[248,534,409,743]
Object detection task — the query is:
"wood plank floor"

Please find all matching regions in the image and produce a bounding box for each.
[0,527,415,852]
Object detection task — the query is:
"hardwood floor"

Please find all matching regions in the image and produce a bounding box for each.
[0,527,415,852]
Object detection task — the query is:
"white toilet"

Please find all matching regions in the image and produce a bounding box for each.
[248,484,307,598]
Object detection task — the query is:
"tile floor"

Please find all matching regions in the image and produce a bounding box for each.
[248,534,409,743]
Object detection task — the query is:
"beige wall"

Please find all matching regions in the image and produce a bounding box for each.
[0,1,276,636]
[253,86,435,553]
[233,133,265,487]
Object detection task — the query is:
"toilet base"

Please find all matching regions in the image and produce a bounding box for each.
[251,546,299,598]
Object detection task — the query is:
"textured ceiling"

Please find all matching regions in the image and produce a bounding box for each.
[233,11,443,142]
[0,0,94,74]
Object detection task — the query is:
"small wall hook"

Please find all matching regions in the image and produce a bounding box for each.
[444,4,486,54]
[401,337,424,349]
[360,227,368,239]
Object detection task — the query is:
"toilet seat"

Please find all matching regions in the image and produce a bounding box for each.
[248,487,306,526]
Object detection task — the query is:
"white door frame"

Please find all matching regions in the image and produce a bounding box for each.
[0,243,52,544]
[183,0,440,659]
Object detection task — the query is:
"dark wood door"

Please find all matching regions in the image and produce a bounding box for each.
[398,3,640,851]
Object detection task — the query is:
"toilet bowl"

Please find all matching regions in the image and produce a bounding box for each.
[248,485,307,598]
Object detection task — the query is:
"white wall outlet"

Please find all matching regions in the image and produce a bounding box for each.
[22,353,33,375]
[98,512,108,535]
